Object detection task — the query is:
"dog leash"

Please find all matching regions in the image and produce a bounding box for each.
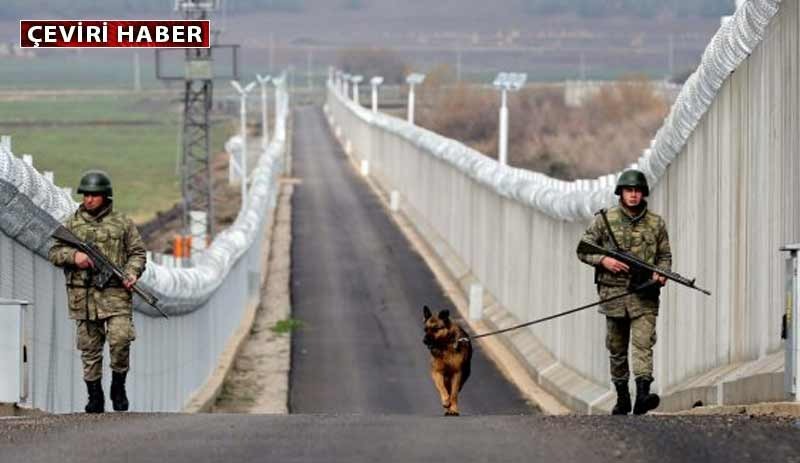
[459,280,660,342]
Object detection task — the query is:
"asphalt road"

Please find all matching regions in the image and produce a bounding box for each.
[289,106,532,415]
[1,413,798,462]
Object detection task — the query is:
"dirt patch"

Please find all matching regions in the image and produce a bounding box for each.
[213,182,294,414]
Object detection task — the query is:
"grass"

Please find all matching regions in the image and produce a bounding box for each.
[0,95,171,122]
[0,54,161,90]
[1,94,235,222]
[270,318,303,334]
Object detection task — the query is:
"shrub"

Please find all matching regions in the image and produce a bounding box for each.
[336,48,408,85]
[416,78,669,180]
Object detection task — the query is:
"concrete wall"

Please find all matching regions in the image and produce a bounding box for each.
[327,0,798,411]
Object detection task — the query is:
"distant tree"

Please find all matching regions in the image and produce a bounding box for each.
[337,48,408,85]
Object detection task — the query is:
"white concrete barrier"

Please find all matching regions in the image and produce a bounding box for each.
[327,0,797,411]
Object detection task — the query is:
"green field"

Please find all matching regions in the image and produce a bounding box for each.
[0,53,160,90]
[1,94,235,222]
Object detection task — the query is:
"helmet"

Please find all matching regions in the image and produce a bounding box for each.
[77,170,113,197]
[614,169,649,197]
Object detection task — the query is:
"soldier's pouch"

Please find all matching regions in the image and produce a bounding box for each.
[95,227,125,264]
[95,227,123,243]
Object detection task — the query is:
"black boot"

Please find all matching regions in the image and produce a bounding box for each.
[611,380,631,415]
[633,377,660,415]
[85,379,105,414]
[110,371,129,412]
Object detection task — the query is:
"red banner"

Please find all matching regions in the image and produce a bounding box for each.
[20,20,210,48]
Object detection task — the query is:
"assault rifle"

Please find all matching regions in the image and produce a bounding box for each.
[576,209,711,296]
[52,225,168,319]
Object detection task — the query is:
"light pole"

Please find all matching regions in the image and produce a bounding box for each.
[492,72,527,166]
[306,47,313,92]
[333,70,341,93]
[370,76,384,113]
[272,74,285,124]
[351,75,363,104]
[230,79,257,208]
[342,73,351,100]
[256,74,271,150]
[406,73,426,125]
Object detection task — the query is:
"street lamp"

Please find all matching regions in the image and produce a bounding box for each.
[406,72,426,125]
[492,72,527,166]
[272,74,285,124]
[342,73,352,100]
[370,76,384,113]
[256,74,271,149]
[334,70,342,93]
[351,75,363,104]
[230,79,257,208]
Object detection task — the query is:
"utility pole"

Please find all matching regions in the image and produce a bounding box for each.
[668,34,675,78]
[133,51,141,92]
[256,74,271,149]
[231,80,256,209]
[406,73,425,125]
[177,0,216,240]
[269,33,275,73]
[342,73,351,100]
[307,48,313,92]
[157,0,240,247]
[493,72,527,166]
[456,47,462,82]
[370,76,383,113]
[351,75,363,105]
[579,52,586,80]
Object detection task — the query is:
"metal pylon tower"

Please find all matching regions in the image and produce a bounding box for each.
[179,0,216,240]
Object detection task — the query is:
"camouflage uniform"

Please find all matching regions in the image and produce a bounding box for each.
[576,203,671,381]
[48,201,147,381]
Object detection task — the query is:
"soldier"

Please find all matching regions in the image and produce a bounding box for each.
[576,169,671,415]
[49,170,147,413]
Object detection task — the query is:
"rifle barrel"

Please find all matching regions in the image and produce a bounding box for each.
[53,225,169,318]
[579,239,711,296]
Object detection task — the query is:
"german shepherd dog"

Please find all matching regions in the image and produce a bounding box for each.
[422,305,472,416]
